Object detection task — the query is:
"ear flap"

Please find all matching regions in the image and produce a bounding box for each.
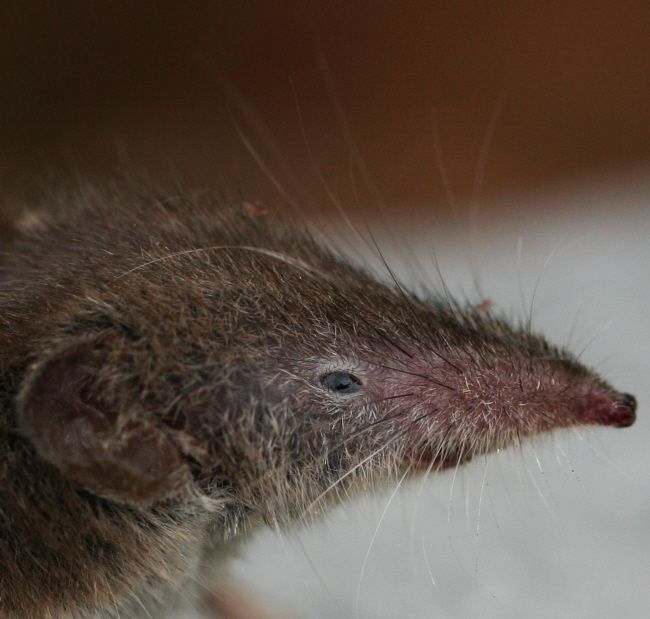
[16,334,193,506]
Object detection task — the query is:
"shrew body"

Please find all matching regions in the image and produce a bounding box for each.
[0,184,636,618]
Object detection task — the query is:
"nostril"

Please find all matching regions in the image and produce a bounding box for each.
[619,393,637,412]
[615,393,637,427]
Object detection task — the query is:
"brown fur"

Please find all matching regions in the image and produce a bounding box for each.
[0,183,635,617]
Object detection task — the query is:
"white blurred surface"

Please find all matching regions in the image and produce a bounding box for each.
[179,169,650,619]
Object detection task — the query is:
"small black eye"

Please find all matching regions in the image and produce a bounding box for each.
[321,371,362,395]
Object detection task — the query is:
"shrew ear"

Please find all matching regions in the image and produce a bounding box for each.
[16,334,193,506]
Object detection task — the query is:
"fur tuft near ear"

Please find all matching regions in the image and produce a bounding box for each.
[16,334,193,506]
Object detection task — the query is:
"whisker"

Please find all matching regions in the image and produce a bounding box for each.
[112,245,330,283]
[355,466,411,619]
[475,455,491,578]
[467,93,507,301]
[430,107,458,221]
[527,235,566,335]
[304,443,395,515]
[421,533,437,588]
[366,360,457,391]
[234,125,305,213]
[305,410,445,515]
[313,26,424,280]
[197,57,311,215]
[575,316,616,363]
[367,231,465,375]
[408,450,440,565]
[290,78,376,262]
[354,313,415,359]
[324,398,422,454]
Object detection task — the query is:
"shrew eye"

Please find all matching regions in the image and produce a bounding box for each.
[321,371,362,395]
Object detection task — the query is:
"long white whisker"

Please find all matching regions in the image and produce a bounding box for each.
[575,317,616,362]
[304,442,394,515]
[113,245,329,282]
[355,467,411,619]
[528,235,567,333]
[475,455,491,578]
[421,533,437,588]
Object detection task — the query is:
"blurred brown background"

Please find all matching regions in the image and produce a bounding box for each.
[1,1,649,215]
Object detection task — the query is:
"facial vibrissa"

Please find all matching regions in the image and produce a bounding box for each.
[0,184,636,618]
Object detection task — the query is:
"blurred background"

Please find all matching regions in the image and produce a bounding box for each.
[3,3,650,618]
[2,1,650,214]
